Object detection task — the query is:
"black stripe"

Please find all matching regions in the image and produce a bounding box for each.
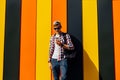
[67,0,83,80]
[3,0,21,80]
[97,0,115,80]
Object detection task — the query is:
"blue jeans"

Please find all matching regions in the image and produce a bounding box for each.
[51,58,68,80]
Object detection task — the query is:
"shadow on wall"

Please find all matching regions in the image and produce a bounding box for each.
[67,35,83,80]
[67,35,101,80]
[83,50,101,80]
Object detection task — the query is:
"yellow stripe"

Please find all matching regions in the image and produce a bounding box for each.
[36,0,51,80]
[82,0,99,80]
[0,0,6,80]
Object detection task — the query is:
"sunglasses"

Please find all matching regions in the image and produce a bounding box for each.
[54,27,60,30]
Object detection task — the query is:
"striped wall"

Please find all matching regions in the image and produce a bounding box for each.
[20,0,36,80]
[98,0,115,80]
[113,0,120,80]
[67,0,83,80]
[82,0,99,80]
[0,0,6,80]
[3,0,21,80]
[0,0,120,80]
[36,0,51,80]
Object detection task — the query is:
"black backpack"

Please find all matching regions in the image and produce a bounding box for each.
[63,33,77,58]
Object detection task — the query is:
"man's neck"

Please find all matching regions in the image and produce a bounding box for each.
[56,31,62,35]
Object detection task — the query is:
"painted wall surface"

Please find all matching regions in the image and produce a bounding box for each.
[0,0,120,80]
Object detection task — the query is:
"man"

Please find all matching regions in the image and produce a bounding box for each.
[48,21,74,80]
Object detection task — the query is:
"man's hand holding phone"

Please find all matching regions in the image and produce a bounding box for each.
[56,38,62,46]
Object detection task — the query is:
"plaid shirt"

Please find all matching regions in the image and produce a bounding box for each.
[49,32,74,62]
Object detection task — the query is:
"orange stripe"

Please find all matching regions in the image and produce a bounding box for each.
[51,0,67,34]
[51,0,67,79]
[20,0,36,80]
[113,1,120,80]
